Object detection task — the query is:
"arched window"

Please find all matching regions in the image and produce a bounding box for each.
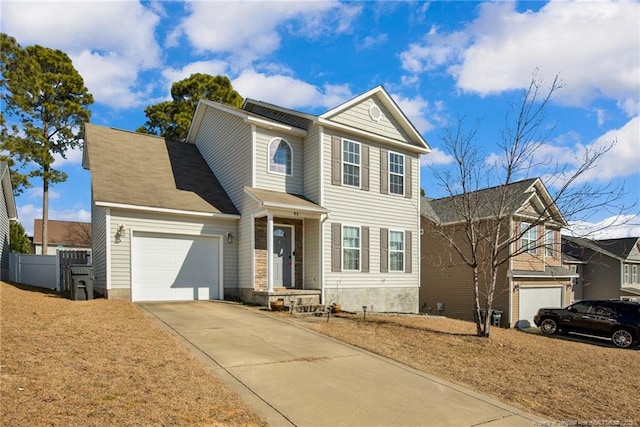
[268,138,292,175]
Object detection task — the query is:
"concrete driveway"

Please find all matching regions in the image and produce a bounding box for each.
[139,301,544,427]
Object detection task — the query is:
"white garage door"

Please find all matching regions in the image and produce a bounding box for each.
[518,287,563,327]
[132,231,220,302]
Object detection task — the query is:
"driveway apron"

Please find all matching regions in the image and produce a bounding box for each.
[140,301,544,427]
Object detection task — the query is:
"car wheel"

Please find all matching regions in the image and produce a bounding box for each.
[540,318,559,335]
[611,329,635,349]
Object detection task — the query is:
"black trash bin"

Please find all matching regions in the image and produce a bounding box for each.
[70,265,94,300]
[491,310,503,327]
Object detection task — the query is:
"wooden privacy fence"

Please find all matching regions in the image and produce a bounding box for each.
[9,250,90,291]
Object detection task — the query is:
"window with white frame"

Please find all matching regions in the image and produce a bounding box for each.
[624,265,630,283]
[342,139,360,187]
[389,230,404,271]
[520,222,537,254]
[389,152,404,195]
[268,138,292,175]
[632,265,638,284]
[545,229,554,258]
[342,226,360,271]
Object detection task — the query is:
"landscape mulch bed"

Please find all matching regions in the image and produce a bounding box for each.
[297,311,640,425]
[0,282,266,427]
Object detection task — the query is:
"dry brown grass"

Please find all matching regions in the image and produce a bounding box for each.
[299,312,640,424]
[0,282,266,427]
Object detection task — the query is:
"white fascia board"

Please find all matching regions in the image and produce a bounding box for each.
[316,117,430,154]
[95,201,240,220]
[245,116,307,137]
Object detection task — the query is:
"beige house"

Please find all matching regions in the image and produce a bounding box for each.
[0,162,18,281]
[420,178,576,328]
[84,86,430,311]
[32,219,91,255]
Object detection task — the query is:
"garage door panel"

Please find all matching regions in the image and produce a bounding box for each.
[518,287,563,328]
[132,232,219,302]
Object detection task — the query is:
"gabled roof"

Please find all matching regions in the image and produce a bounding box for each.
[84,124,239,216]
[0,162,17,221]
[319,86,430,153]
[421,178,566,226]
[32,219,91,247]
[242,99,315,130]
[563,235,640,262]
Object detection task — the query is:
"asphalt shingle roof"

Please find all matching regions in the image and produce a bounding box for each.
[85,124,238,215]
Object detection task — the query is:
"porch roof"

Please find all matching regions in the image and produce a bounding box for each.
[244,187,329,214]
[509,266,578,279]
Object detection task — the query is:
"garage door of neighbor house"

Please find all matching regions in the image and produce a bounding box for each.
[518,287,563,327]
[131,231,220,302]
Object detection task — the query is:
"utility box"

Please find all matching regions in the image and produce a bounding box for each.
[70,265,93,301]
[491,310,503,327]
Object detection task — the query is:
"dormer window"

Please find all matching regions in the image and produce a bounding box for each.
[268,138,292,175]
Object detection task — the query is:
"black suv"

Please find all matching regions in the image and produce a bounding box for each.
[533,300,640,348]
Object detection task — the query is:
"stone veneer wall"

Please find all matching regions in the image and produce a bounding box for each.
[324,287,419,313]
[254,217,303,289]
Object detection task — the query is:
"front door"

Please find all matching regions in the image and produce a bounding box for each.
[273,225,293,288]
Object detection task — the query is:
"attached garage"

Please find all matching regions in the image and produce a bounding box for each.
[131,231,221,302]
[518,286,563,327]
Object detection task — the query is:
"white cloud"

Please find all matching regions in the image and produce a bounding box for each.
[359,33,389,50]
[391,94,441,134]
[232,70,353,110]
[1,1,162,109]
[160,60,232,100]
[52,147,84,168]
[400,0,640,113]
[421,148,454,166]
[26,188,61,201]
[565,215,640,239]
[178,2,360,65]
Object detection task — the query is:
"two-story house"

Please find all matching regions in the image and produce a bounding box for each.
[420,178,577,328]
[84,86,430,312]
[562,236,640,302]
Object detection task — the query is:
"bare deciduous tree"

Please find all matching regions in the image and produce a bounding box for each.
[424,72,634,337]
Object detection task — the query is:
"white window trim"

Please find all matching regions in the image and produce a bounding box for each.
[342,224,361,272]
[632,265,638,284]
[388,151,405,197]
[544,229,554,258]
[267,137,293,176]
[623,264,630,284]
[521,222,537,254]
[342,138,361,188]
[389,229,405,273]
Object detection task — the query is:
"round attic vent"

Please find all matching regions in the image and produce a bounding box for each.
[369,104,382,122]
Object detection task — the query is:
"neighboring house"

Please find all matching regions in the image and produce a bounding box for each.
[562,236,640,302]
[84,86,430,311]
[561,252,586,302]
[0,162,18,281]
[420,178,577,328]
[32,219,92,255]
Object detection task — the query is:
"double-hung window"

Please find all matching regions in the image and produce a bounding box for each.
[389,152,404,195]
[342,139,360,187]
[268,138,292,175]
[343,226,360,271]
[389,231,404,271]
[632,265,638,284]
[545,229,554,258]
[520,222,537,254]
[623,265,630,283]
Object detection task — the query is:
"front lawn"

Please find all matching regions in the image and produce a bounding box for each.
[0,282,266,426]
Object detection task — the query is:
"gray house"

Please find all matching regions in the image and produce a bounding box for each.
[0,162,18,281]
[562,236,640,301]
[83,86,431,312]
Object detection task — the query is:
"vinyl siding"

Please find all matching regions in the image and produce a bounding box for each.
[194,107,252,208]
[303,124,321,203]
[238,196,258,289]
[91,201,108,291]
[330,97,414,144]
[580,251,622,300]
[108,210,238,294]
[254,128,304,194]
[0,179,9,280]
[322,130,420,292]
[304,219,321,290]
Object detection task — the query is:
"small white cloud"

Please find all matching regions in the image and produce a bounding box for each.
[565,215,640,239]
[359,33,388,50]
[392,93,444,134]
[26,188,61,200]
[421,148,454,166]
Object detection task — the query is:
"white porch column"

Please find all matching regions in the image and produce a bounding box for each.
[267,213,274,292]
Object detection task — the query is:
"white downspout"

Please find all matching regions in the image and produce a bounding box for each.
[267,213,274,292]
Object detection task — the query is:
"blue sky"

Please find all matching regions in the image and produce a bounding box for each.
[2,0,639,238]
